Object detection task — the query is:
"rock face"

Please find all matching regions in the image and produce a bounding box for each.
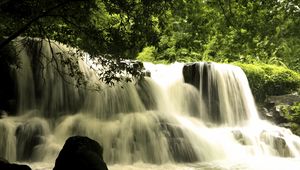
[265,94,300,106]
[182,63,201,90]
[262,93,300,124]
[16,118,49,161]
[160,121,198,162]
[260,130,291,157]
[0,157,31,170]
[182,62,221,123]
[0,46,17,114]
[53,136,108,170]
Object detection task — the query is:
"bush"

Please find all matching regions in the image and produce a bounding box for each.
[137,46,156,62]
[279,102,300,136]
[234,62,300,102]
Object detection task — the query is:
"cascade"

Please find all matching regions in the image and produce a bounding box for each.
[1,39,300,169]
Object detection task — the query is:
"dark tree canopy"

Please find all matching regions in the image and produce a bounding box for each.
[0,0,174,85]
[0,0,172,58]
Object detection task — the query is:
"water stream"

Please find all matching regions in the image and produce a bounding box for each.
[1,39,300,169]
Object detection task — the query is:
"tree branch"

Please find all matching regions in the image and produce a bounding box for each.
[217,0,235,28]
[0,0,84,49]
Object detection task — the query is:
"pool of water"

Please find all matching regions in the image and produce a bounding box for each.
[27,157,300,170]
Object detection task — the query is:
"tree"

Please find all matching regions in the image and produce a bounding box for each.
[0,0,173,85]
[138,0,300,73]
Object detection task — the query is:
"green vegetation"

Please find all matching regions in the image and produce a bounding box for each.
[137,0,300,73]
[0,0,172,84]
[234,63,300,102]
[0,0,172,57]
[280,102,300,136]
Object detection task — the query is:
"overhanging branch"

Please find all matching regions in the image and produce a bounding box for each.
[0,0,85,50]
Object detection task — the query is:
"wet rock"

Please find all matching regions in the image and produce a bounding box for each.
[265,93,300,106]
[16,118,49,161]
[136,79,158,110]
[143,70,151,77]
[0,157,31,170]
[260,130,291,157]
[182,63,201,90]
[261,93,300,124]
[0,110,8,119]
[160,122,198,162]
[53,136,108,170]
[182,62,220,123]
[232,130,249,145]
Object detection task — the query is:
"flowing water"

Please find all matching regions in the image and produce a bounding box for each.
[1,39,300,169]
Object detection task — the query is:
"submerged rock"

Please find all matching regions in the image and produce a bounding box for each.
[260,130,291,157]
[53,136,108,170]
[0,157,31,170]
[231,130,249,145]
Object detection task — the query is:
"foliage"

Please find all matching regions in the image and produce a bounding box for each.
[0,0,173,85]
[140,0,300,72]
[234,62,300,102]
[279,102,300,136]
[136,46,156,62]
[280,102,300,123]
[0,0,173,57]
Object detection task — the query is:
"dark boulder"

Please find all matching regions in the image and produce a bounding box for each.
[182,62,221,123]
[0,157,31,170]
[182,63,201,90]
[53,136,108,170]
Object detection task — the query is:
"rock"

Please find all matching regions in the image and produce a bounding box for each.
[160,121,198,162]
[0,110,8,119]
[136,79,158,110]
[16,118,49,161]
[265,93,300,106]
[231,130,250,145]
[262,93,300,124]
[182,62,221,123]
[143,70,151,77]
[53,136,108,170]
[0,157,31,170]
[260,130,291,157]
[182,63,201,90]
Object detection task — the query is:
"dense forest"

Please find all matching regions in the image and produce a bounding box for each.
[1,0,300,129]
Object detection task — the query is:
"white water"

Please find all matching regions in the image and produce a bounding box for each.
[1,40,300,169]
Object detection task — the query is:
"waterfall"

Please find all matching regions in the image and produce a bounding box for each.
[1,39,300,169]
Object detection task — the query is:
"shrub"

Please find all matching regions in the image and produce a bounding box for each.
[234,62,300,102]
[279,102,300,136]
